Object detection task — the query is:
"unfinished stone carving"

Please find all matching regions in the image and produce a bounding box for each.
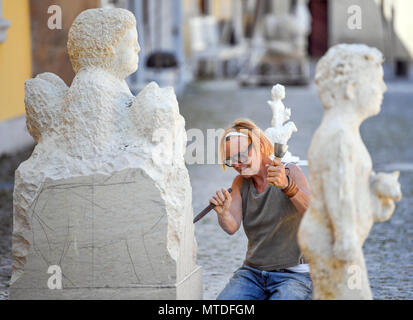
[298,44,402,299]
[10,8,201,299]
[264,84,299,163]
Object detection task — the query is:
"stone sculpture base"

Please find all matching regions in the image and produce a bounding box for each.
[11,268,202,300]
[10,169,202,300]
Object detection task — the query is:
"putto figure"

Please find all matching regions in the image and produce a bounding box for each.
[264,84,299,163]
[298,44,402,299]
[11,8,201,299]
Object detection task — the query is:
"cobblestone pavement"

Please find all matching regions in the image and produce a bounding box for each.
[1,68,412,300]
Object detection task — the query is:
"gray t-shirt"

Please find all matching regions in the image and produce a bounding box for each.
[241,177,306,271]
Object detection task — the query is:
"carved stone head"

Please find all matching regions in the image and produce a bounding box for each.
[67,8,139,78]
[315,44,387,119]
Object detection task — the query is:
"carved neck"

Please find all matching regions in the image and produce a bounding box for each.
[323,108,363,130]
[79,66,129,87]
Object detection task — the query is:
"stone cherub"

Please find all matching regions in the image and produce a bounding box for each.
[264,84,299,163]
[12,8,194,291]
[298,44,402,299]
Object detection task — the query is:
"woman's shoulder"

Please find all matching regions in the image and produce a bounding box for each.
[233,174,246,187]
[232,175,249,196]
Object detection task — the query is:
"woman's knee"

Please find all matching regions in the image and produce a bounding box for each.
[216,268,265,300]
[269,272,312,300]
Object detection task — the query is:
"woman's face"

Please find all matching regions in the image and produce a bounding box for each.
[225,137,262,177]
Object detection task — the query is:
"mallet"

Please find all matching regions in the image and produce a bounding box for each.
[273,142,288,161]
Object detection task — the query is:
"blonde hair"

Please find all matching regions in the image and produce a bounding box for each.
[219,118,274,171]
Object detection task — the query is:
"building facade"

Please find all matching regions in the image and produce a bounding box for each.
[0,0,33,154]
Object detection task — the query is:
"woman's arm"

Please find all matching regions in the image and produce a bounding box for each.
[210,175,243,235]
[285,163,310,216]
[267,159,310,216]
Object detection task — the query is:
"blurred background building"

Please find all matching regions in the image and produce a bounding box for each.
[1,0,413,155]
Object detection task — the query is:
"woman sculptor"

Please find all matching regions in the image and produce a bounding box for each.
[211,119,312,300]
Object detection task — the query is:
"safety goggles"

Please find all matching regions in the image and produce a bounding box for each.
[224,143,253,167]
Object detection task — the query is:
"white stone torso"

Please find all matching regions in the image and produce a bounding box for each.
[305,118,375,245]
[61,68,135,158]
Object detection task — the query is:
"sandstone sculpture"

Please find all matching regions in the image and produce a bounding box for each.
[10,8,201,299]
[298,44,402,299]
[264,84,299,163]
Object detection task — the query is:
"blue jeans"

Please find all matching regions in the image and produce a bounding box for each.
[217,265,313,300]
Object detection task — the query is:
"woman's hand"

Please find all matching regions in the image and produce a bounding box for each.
[209,188,232,216]
[266,158,289,189]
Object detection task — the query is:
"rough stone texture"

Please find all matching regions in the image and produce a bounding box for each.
[10,8,201,299]
[264,84,299,163]
[298,44,402,299]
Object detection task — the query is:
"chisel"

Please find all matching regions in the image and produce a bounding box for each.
[193,188,233,223]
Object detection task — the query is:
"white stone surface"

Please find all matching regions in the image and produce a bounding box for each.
[10,8,201,299]
[298,44,402,299]
[264,84,299,163]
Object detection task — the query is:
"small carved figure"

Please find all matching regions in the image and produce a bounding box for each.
[264,84,299,163]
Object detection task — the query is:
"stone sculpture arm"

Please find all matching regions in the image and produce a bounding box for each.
[370,171,402,222]
[24,72,68,143]
[11,73,68,283]
[321,134,359,262]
